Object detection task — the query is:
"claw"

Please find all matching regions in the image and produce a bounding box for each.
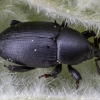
[76,80,79,89]
[39,64,62,79]
[39,74,51,78]
[4,65,12,70]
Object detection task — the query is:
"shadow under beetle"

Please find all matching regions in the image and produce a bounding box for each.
[0,20,100,89]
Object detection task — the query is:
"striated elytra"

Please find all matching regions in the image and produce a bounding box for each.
[0,20,100,89]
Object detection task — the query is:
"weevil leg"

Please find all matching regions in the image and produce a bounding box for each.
[82,30,96,39]
[39,64,62,78]
[61,21,67,28]
[97,38,100,48]
[94,37,99,49]
[54,20,57,24]
[68,65,82,89]
[95,58,100,75]
[4,65,35,72]
[10,20,21,26]
[82,30,99,49]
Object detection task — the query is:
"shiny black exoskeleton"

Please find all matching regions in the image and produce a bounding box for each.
[0,20,100,89]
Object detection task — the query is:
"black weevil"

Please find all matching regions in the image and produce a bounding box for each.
[0,20,100,89]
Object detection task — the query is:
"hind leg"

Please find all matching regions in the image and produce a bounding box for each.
[4,65,35,72]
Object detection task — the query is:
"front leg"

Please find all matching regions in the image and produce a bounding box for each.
[39,64,62,78]
[68,65,82,89]
[82,30,96,39]
[82,30,99,49]
[95,58,100,75]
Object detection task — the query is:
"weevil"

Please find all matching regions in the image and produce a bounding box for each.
[0,20,100,89]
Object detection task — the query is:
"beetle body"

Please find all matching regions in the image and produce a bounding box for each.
[0,20,100,89]
[0,21,93,67]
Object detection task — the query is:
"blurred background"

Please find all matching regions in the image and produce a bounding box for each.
[0,0,100,100]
